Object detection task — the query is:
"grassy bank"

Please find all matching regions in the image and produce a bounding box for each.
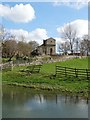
[2,57,89,98]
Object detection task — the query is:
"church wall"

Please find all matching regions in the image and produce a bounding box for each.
[37,38,56,55]
[46,38,55,45]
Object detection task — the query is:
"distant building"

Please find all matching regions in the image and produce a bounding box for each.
[31,37,56,56]
[37,37,56,55]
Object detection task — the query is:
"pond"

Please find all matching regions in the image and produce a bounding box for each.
[2,85,88,118]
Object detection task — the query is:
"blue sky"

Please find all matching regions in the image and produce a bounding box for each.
[0,2,88,44]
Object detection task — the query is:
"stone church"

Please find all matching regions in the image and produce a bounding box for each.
[37,37,56,55]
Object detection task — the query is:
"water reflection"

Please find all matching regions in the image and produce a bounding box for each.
[2,85,88,118]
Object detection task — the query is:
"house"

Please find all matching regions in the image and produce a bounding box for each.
[37,37,56,55]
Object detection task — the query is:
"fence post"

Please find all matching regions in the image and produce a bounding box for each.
[65,67,67,77]
[56,65,57,76]
[86,69,88,80]
[75,68,78,78]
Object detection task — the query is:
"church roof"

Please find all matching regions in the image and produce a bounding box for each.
[44,37,56,41]
[38,37,56,48]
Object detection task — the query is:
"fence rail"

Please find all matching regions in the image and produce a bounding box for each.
[55,65,90,80]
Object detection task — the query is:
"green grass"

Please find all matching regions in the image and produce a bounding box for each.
[2,57,89,98]
[40,57,89,75]
[2,57,16,63]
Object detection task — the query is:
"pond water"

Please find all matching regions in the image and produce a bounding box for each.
[2,85,88,118]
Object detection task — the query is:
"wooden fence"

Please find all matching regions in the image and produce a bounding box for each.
[26,64,42,73]
[55,65,90,80]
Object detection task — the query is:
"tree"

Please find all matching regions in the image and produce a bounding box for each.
[17,39,39,58]
[1,25,39,60]
[0,24,18,61]
[29,41,39,51]
[0,24,14,43]
[2,39,17,61]
[58,41,70,55]
[0,24,4,41]
[75,37,80,53]
[61,23,77,54]
[80,35,90,56]
[0,24,17,59]
[17,41,32,58]
[29,41,39,56]
[0,24,4,58]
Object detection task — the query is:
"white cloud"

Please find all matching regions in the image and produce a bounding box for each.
[55,37,66,44]
[9,29,29,40]
[53,0,89,9]
[0,4,35,23]
[8,28,48,44]
[57,19,88,38]
[27,28,48,44]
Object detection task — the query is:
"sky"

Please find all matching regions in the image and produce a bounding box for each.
[0,1,88,46]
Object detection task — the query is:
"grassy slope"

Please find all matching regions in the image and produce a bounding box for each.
[2,57,89,98]
[41,57,89,74]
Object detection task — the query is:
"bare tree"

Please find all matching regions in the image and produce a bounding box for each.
[61,23,77,54]
[80,35,90,56]
[1,25,39,60]
[2,39,17,61]
[17,38,39,58]
[17,41,32,58]
[0,25,17,61]
[29,41,39,51]
[58,41,70,55]
[0,24,14,43]
[0,24,4,40]
[0,24,4,59]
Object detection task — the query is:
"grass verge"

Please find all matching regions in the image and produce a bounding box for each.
[2,57,89,98]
